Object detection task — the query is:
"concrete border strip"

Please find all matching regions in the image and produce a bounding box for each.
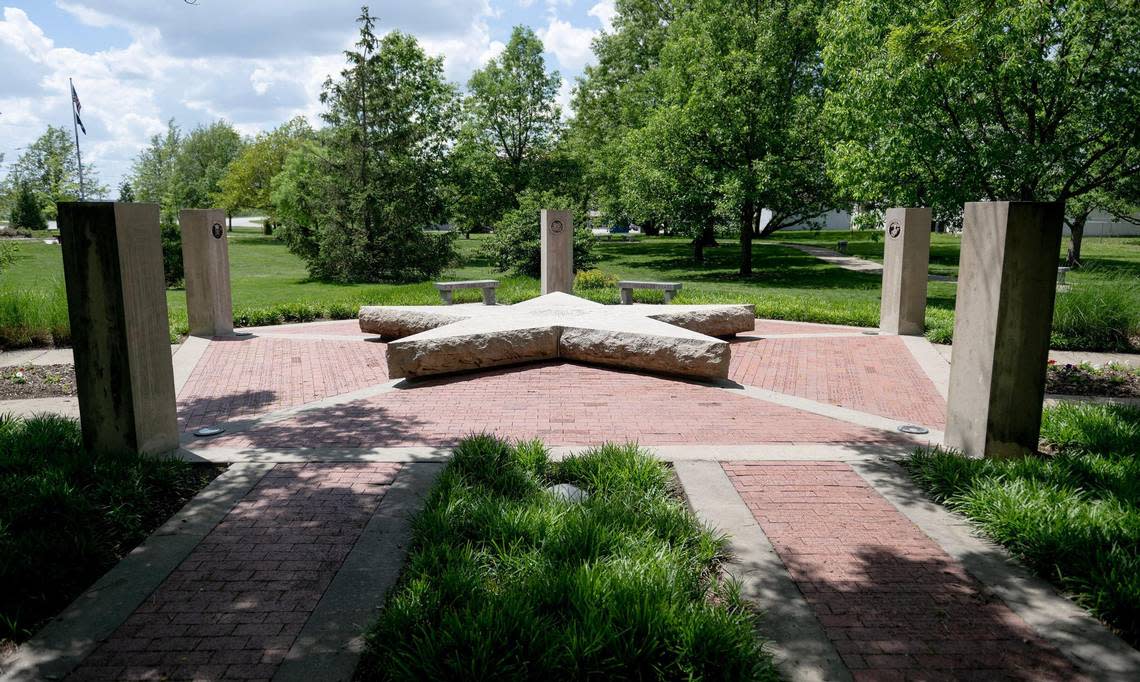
[849,458,1140,681]
[0,463,273,682]
[899,334,950,401]
[237,333,374,343]
[675,460,851,682]
[1044,394,1140,407]
[182,442,918,464]
[273,463,443,682]
[172,335,211,396]
[714,380,944,444]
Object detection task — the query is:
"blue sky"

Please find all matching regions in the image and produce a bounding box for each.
[0,0,616,188]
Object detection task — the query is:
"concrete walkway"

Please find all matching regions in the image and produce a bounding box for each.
[3,318,1137,681]
[782,242,956,282]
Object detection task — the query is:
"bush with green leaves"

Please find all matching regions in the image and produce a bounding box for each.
[0,415,218,641]
[358,435,776,681]
[906,402,1140,646]
[481,189,597,278]
[1052,273,1140,352]
[9,182,46,232]
[574,268,618,290]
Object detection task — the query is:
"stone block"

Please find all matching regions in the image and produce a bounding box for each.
[180,209,233,337]
[540,209,573,294]
[879,207,931,335]
[945,201,1064,458]
[57,202,179,456]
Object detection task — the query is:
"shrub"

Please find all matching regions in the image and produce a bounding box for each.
[0,415,219,641]
[358,436,776,680]
[574,269,618,290]
[481,189,597,278]
[0,284,70,348]
[9,183,46,232]
[160,218,183,287]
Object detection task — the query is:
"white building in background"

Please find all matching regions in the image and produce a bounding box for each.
[760,207,1140,236]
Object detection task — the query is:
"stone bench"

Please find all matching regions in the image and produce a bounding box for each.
[435,279,499,305]
[618,280,682,304]
[1057,267,1070,285]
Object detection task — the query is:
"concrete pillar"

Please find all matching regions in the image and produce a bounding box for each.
[57,202,179,456]
[945,201,1064,458]
[179,209,234,337]
[540,209,573,294]
[879,207,931,335]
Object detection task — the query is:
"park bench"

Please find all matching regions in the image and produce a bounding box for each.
[1056,266,1070,285]
[435,279,499,305]
[618,280,682,304]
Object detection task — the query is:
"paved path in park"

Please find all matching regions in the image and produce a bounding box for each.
[5,316,1138,681]
[781,242,956,281]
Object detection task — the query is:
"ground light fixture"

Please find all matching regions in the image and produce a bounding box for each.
[898,424,930,435]
[194,426,225,437]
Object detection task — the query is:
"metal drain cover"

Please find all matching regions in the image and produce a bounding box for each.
[861,330,879,335]
[898,424,929,435]
[194,426,225,437]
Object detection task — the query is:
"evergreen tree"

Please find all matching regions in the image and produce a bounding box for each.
[10,182,46,231]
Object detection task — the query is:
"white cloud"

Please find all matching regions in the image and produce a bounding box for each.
[536,17,597,72]
[588,1,617,32]
[555,77,573,119]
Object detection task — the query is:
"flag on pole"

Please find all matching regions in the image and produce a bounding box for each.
[71,82,86,135]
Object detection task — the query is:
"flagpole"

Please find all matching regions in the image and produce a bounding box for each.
[70,78,85,200]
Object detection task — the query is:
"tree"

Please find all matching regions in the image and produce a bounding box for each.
[130,120,184,285]
[216,117,312,228]
[3,126,105,218]
[117,180,135,202]
[444,125,509,236]
[172,120,243,210]
[274,8,458,282]
[622,0,831,274]
[821,0,1140,250]
[10,182,46,231]
[480,189,597,278]
[466,26,562,200]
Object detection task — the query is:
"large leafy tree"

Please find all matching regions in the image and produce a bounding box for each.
[216,116,312,229]
[622,0,831,274]
[274,8,458,282]
[822,0,1140,262]
[466,26,562,201]
[130,120,183,222]
[2,126,105,219]
[172,120,244,211]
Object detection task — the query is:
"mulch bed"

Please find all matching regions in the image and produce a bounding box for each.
[1046,363,1140,398]
[0,365,77,400]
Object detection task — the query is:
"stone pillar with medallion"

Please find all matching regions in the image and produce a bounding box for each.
[540,209,574,294]
[878,207,932,335]
[180,208,234,337]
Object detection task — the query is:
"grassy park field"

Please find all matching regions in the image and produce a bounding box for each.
[0,227,1137,351]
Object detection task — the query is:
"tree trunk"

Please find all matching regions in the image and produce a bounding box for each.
[692,223,717,263]
[1067,215,1087,268]
[739,200,754,276]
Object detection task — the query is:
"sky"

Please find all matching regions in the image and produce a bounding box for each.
[0,0,617,190]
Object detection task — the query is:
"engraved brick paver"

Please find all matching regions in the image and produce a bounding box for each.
[66,463,401,682]
[178,336,388,431]
[193,361,906,449]
[729,335,946,428]
[723,462,1086,681]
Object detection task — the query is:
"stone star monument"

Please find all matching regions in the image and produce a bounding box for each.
[360,292,754,380]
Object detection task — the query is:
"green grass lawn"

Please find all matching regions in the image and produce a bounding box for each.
[906,402,1140,647]
[0,227,1137,350]
[357,435,776,680]
[0,415,221,645]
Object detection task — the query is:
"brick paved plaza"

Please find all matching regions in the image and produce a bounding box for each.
[9,317,1130,681]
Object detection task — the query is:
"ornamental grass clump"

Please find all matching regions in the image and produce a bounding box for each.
[358,435,775,681]
[905,403,1140,646]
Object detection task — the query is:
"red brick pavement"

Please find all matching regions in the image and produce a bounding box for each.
[240,320,367,337]
[66,463,401,682]
[750,320,872,335]
[729,335,946,428]
[194,361,906,449]
[723,462,1086,682]
[178,336,388,431]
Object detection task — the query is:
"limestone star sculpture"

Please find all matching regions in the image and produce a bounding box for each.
[359,292,754,380]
